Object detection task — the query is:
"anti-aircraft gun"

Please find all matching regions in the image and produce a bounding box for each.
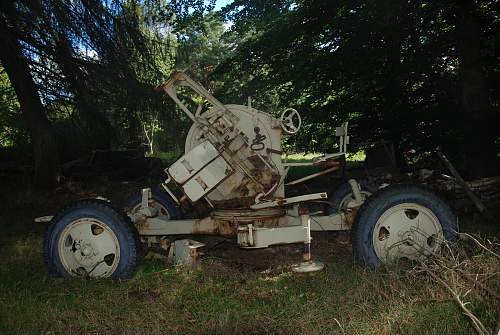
[42,72,457,279]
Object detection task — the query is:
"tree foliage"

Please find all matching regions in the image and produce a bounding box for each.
[0,68,25,148]
[214,0,499,176]
[0,0,498,186]
[0,0,214,185]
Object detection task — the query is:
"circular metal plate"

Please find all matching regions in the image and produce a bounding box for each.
[58,218,121,277]
[184,104,283,204]
[372,202,444,264]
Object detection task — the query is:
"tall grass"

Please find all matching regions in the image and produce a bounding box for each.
[1,229,497,334]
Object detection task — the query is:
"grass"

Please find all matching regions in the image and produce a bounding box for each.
[0,156,498,335]
[346,150,366,168]
[283,151,367,181]
[0,227,497,334]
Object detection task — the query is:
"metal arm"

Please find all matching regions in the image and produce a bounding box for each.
[156,70,226,122]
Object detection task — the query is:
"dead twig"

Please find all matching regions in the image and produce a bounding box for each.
[437,150,495,223]
[455,268,500,302]
[459,233,500,260]
[333,317,345,334]
[423,265,491,335]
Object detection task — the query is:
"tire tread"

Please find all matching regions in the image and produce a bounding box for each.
[351,183,457,267]
[43,199,138,279]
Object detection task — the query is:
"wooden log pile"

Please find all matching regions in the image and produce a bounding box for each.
[432,175,500,216]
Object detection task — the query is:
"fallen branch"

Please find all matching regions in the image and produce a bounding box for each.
[459,232,500,260]
[455,268,500,302]
[423,265,491,335]
[436,150,495,222]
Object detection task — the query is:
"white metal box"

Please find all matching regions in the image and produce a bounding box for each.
[168,140,234,202]
[168,141,219,184]
[182,156,234,201]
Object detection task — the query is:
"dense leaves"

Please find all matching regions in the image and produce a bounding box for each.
[0,0,214,185]
[215,0,499,173]
[0,0,498,186]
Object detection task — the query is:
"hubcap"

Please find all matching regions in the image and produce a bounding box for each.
[372,203,443,264]
[58,218,120,277]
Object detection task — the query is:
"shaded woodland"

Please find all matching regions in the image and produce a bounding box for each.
[0,0,499,187]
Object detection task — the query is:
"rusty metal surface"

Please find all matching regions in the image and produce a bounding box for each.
[343,208,359,228]
[150,72,357,239]
[183,104,285,206]
[212,208,285,221]
[191,216,237,236]
[211,196,257,209]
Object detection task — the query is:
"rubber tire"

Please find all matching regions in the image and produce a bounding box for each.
[125,188,181,219]
[352,184,457,268]
[44,199,139,279]
[329,178,379,214]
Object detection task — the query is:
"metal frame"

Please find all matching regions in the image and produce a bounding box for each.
[37,72,366,268]
[133,183,355,249]
[133,72,362,251]
[36,73,362,257]
[35,71,454,275]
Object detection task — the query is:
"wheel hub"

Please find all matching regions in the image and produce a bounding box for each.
[81,245,93,256]
[372,203,444,264]
[58,218,120,277]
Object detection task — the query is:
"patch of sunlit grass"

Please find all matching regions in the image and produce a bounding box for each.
[282,152,324,162]
[346,149,366,162]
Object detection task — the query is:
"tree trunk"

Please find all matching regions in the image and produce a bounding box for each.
[382,1,409,171]
[455,0,499,178]
[0,16,59,188]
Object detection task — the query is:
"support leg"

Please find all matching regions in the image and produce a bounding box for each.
[292,213,325,273]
